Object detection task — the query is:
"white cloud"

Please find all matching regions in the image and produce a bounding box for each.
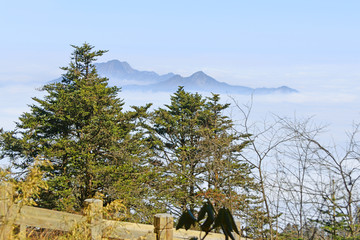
[249,92,358,104]
[1,84,359,147]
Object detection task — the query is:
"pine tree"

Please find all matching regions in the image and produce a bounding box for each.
[312,180,355,240]
[200,94,256,210]
[0,43,153,214]
[150,87,260,221]
[150,87,206,212]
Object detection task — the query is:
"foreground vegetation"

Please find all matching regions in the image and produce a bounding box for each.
[1,43,360,239]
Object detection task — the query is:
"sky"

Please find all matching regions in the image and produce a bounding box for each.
[0,0,360,141]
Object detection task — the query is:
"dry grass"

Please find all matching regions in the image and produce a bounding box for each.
[0,158,142,240]
[1,158,96,239]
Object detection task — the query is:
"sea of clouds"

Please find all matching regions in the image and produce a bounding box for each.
[1,81,359,146]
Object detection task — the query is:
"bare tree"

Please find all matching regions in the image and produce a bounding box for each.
[284,121,360,239]
[231,97,360,239]
[232,98,294,239]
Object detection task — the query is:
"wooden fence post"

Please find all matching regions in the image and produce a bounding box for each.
[154,213,173,240]
[0,182,14,240]
[19,223,27,240]
[84,199,103,240]
[234,220,241,240]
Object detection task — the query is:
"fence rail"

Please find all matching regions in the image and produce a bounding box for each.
[0,183,243,240]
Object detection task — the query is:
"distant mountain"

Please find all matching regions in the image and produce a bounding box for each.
[123,71,254,94]
[95,60,298,94]
[95,60,175,85]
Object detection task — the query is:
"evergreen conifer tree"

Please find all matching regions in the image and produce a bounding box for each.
[150,87,261,223]
[0,44,153,214]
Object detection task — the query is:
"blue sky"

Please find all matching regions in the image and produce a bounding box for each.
[0,0,360,136]
[1,1,359,88]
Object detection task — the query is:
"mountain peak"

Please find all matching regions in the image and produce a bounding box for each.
[101,60,133,73]
[94,60,175,85]
[190,71,208,78]
[105,59,129,65]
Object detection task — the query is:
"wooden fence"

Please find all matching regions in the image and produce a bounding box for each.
[0,183,244,240]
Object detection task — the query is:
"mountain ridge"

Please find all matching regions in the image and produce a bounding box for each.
[93,60,298,94]
[95,60,175,85]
